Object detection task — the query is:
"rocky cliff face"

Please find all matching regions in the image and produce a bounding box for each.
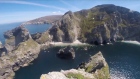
[77,4,140,44]
[40,51,110,79]
[49,11,80,42]
[50,4,140,44]
[0,26,41,79]
[31,31,52,44]
[0,38,40,79]
[4,26,32,52]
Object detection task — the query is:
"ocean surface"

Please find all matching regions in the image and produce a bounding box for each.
[14,43,140,79]
[0,23,140,79]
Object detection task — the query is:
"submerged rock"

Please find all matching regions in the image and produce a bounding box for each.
[57,45,75,59]
[40,51,110,79]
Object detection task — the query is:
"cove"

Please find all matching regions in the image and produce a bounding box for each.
[14,42,140,79]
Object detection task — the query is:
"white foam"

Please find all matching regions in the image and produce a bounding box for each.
[121,41,140,45]
[48,40,88,46]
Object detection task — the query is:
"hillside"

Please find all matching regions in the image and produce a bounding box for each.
[22,15,62,25]
[48,4,140,45]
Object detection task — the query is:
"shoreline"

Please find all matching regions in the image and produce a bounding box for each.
[42,40,90,47]
[121,40,140,45]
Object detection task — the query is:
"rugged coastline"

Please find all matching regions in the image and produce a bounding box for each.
[0,4,140,79]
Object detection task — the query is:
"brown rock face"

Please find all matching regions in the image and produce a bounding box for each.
[49,11,80,42]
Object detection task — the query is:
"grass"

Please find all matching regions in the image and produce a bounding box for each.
[66,73,84,79]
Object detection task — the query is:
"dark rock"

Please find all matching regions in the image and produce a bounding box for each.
[57,45,75,59]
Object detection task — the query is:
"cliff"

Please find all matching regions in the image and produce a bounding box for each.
[49,4,140,44]
[0,26,40,79]
[4,26,32,52]
[40,51,110,79]
[49,11,80,42]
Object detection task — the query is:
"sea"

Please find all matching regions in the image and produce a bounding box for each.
[0,22,140,79]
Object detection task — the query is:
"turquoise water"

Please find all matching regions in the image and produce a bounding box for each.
[14,43,140,79]
[0,23,51,44]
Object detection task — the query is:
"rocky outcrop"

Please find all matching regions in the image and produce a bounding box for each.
[0,38,40,79]
[57,45,75,59]
[49,11,80,42]
[31,31,52,44]
[40,51,110,79]
[4,26,31,52]
[0,26,41,79]
[49,4,140,45]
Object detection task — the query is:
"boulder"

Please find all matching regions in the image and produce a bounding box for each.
[57,45,75,59]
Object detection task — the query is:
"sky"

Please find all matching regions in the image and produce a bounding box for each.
[0,0,140,24]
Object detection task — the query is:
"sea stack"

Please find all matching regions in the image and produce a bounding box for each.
[57,45,75,59]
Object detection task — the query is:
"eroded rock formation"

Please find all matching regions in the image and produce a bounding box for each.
[49,11,80,42]
[57,45,75,59]
[0,26,40,79]
[4,26,31,52]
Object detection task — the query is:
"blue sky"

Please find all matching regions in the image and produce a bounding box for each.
[0,0,140,24]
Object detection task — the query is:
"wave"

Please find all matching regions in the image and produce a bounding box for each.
[121,41,140,45]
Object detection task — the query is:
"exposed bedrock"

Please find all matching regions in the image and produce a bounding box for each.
[49,11,80,42]
[57,45,75,59]
[4,26,32,52]
[0,26,41,79]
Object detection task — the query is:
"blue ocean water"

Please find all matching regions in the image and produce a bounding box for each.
[14,42,140,79]
[25,24,52,34]
[0,22,22,44]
